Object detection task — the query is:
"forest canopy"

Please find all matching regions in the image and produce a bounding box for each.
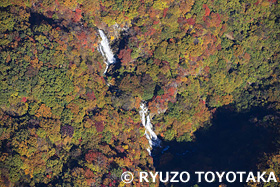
[0,0,279,186]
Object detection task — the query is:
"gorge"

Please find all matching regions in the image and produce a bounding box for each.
[98,29,161,155]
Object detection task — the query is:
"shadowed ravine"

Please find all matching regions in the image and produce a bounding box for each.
[152,106,279,187]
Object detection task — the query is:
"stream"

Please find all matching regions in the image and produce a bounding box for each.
[98,29,161,154]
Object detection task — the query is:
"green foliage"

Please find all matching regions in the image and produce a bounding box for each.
[0,11,15,32]
[0,0,279,186]
[164,129,176,141]
[176,133,192,142]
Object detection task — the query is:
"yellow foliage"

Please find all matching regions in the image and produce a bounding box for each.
[122,145,129,150]
[62,0,78,10]
[153,1,168,10]
[222,94,233,105]
[0,153,8,162]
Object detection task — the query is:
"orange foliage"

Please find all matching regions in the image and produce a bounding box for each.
[203,4,210,17]
[222,94,233,105]
[73,8,82,22]
[67,102,79,115]
[35,104,52,118]
[85,168,94,179]
[134,97,141,109]
[193,101,211,124]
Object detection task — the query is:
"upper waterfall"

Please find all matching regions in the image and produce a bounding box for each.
[98,29,116,74]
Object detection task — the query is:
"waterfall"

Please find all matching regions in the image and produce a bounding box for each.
[139,103,161,155]
[98,29,116,74]
[97,29,160,155]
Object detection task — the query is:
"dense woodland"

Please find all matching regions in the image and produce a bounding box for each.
[0,0,279,186]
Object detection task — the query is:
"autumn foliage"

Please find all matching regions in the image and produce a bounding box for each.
[0,0,279,186]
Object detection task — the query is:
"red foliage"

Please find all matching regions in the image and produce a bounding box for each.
[73,8,82,22]
[116,145,125,153]
[186,18,195,25]
[21,97,27,103]
[15,36,21,42]
[86,91,96,100]
[163,8,168,18]
[76,8,82,14]
[85,150,99,162]
[203,4,210,17]
[254,0,260,5]
[205,13,222,28]
[203,66,210,74]
[153,20,160,25]
[86,179,95,186]
[167,87,176,96]
[144,28,157,37]
[76,32,87,44]
[215,13,221,27]
[85,168,94,178]
[118,48,132,66]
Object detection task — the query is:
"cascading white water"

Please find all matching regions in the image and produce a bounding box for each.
[98,29,116,74]
[139,103,161,155]
[97,29,160,155]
